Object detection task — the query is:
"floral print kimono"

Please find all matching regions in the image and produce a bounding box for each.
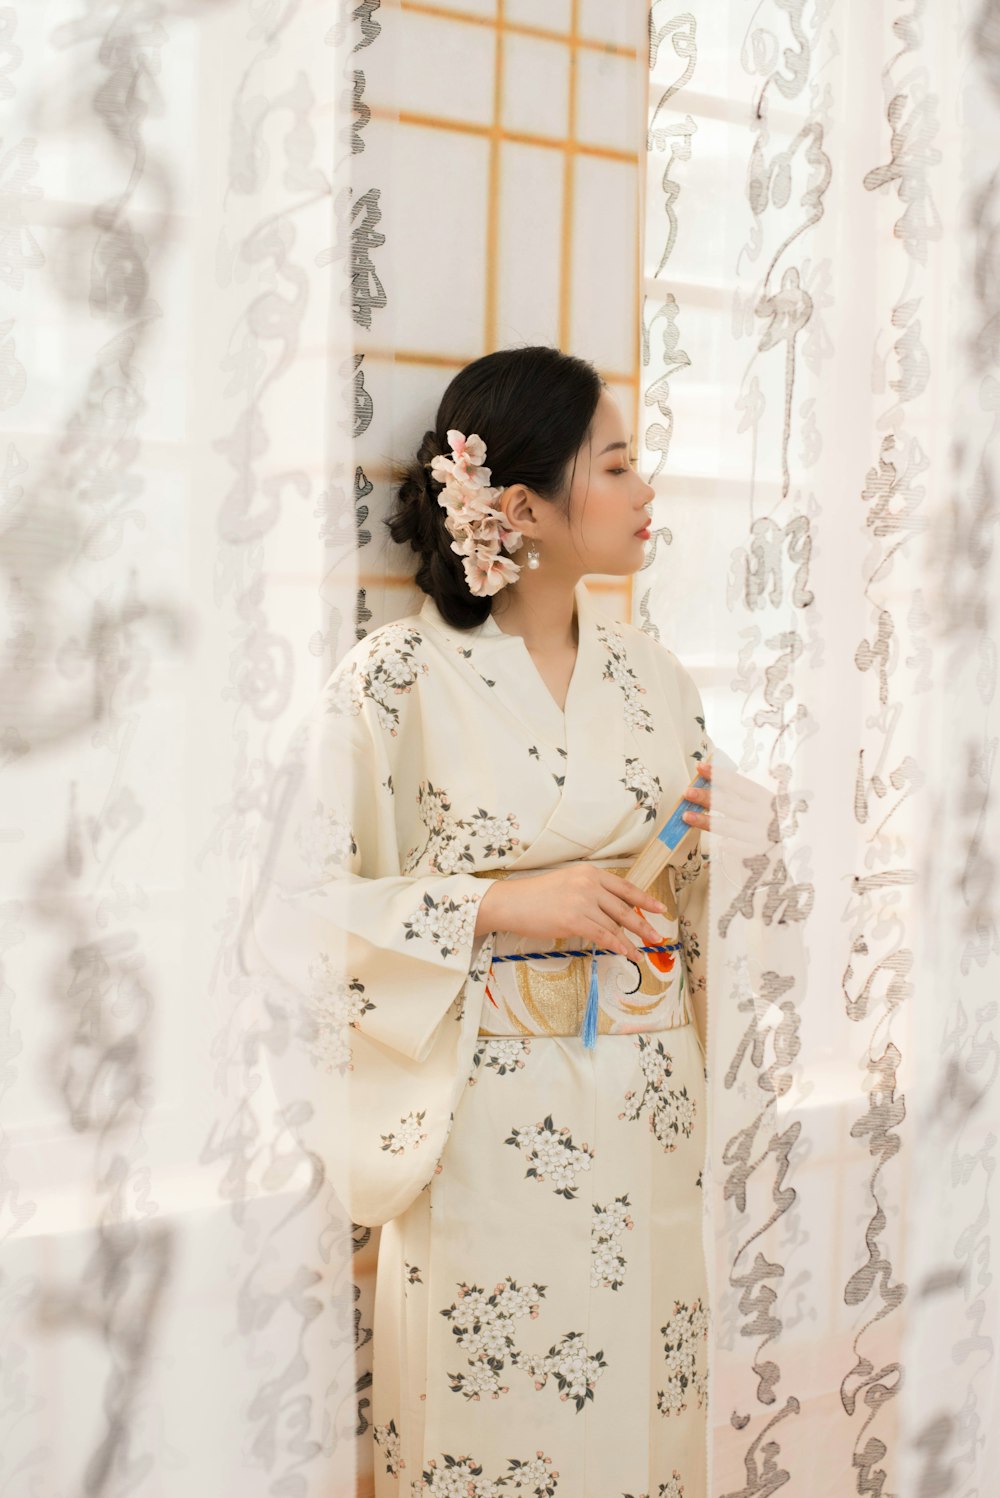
[246,576,719,1498]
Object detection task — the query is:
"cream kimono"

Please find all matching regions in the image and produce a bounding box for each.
[246,576,721,1498]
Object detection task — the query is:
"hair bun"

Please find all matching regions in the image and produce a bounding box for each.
[416,430,445,495]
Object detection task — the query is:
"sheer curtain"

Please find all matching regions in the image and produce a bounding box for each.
[4,2,647,1495]
[639,3,1000,1494]
[4,2,997,1496]
[5,3,362,1493]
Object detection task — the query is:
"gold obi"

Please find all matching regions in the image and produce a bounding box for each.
[471,861,692,1040]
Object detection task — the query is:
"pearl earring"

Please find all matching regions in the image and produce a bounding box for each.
[526,541,540,570]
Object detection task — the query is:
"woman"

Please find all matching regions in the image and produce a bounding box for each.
[247,346,719,1497]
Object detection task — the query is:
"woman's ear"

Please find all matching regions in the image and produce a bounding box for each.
[500,483,539,536]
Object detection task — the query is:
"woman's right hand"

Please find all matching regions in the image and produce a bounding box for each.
[474,864,668,963]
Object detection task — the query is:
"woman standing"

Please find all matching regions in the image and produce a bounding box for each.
[248,346,718,1497]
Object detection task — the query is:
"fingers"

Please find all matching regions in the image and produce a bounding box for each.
[584,916,644,965]
[576,872,673,963]
[604,874,668,915]
[600,877,670,946]
[682,773,711,830]
[594,881,664,952]
[586,916,640,964]
[601,892,661,949]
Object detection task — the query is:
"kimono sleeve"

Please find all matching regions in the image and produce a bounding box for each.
[239,651,499,1227]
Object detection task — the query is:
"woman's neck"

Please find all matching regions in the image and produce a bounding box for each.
[490,575,581,653]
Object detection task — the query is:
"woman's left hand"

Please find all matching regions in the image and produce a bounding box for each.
[680,757,780,849]
[681,759,712,831]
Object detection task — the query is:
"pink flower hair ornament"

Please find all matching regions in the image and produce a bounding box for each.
[427,429,524,597]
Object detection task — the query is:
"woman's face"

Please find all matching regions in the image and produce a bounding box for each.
[509,388,656,580]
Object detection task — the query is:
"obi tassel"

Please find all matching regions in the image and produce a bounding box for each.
[581,946,600,1049]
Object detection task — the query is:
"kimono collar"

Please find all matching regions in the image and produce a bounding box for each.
[417,576,598,742]
[416,577,632,864]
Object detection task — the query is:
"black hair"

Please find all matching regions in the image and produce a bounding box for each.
[385,345,606,629]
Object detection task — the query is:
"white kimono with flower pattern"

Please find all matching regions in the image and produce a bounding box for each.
[242,577,728,1497]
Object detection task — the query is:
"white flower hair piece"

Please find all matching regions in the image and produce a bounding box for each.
[428,428,524,597]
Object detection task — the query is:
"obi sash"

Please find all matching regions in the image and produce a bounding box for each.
[471,861,694,1039]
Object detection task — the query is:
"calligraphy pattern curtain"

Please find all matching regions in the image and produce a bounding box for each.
[4,0,998,1495]
[639,3,1000,1495]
